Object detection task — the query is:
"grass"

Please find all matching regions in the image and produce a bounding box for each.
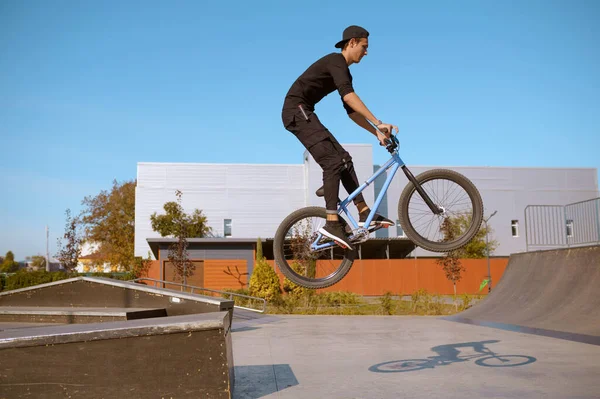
[215,288,484,316]
[261,290,484,316]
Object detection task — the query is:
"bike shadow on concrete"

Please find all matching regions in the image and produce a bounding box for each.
[233,364,298,399]
[369,340,537,373]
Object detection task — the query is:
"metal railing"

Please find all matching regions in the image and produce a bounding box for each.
[130,277,266,313]
[525,197,600,251]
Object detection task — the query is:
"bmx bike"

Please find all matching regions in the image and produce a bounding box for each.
[369,349,536,373]
[274,133,483,289]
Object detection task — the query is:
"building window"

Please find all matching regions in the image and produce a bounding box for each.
[396,220,406,237]
[511,220,519,237]
[566,219,574,238]
[224,219,232,237]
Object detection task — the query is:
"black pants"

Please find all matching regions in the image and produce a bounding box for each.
[282,106,365,212]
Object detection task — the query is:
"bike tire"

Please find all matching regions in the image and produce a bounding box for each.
[273,207,356,289]
[368,358,433,373]
[398,169,484,253]
[475,354,536,367]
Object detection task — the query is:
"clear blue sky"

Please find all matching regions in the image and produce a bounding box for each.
[1,0,598,261]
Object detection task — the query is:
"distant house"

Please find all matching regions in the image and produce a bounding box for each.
[76,242,123,273]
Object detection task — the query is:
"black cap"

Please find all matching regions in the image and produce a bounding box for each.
[334,25,370,49]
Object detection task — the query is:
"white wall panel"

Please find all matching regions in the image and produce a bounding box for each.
[135,147,598,259]
[135,163,306,257]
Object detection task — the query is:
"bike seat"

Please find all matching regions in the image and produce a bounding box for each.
[315,185,324,197]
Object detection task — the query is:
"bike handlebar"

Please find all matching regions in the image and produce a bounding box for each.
[369,120,399,154]
[383,135,399,154]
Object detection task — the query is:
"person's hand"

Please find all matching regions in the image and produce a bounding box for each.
[375,122,398,146]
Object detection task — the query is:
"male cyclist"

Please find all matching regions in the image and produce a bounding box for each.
[281,25,398,249]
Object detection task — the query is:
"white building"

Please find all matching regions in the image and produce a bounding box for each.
[135,144,598,258]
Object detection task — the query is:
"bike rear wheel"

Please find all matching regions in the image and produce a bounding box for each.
[368,358,433,373]
[273,207,356,289]
[398,169,483,252]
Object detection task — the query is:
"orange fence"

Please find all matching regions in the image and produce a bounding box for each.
[142,259,248,291]
[269,258,509,296]
[143,258,509,296]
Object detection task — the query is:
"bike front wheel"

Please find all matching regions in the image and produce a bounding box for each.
[475,355,537,367]
[398,169,484,252]
[273,207,356,289]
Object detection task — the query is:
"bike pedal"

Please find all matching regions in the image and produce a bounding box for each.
[334,240,350,250]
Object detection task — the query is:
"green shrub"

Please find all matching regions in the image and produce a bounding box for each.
[249,253,281,303]
[379,291,395,315]
[458,293,473,311]
[4,270,72,291]
[429,294,445,315]
[282,261,310,300]
[317,291,361,307]
[0,273,5,291]
[222,288,252,307]
[277,294,301,314]
[409,289,446,315]
[411,288,430,312]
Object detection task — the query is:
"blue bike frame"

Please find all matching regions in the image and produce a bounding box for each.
[310,134,443,252]
[310,135,407,251]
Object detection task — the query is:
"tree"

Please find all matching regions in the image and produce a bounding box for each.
[79,179,136,271]
[1,251,20,273]
[26,256,47,271]
[440,214,498,258]
[436,214,498,306]
[436,250,465,302]
[150,197,212,238]
[56,209,83,272]
[165,191,194,285]
[249,238,281,302]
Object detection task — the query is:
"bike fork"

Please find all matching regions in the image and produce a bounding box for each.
[401,165,443,215]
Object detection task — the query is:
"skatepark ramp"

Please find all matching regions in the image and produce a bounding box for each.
[0,277,236,398]
[447,245,600,345]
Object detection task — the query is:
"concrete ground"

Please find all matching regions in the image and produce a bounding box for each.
[231,315,600,399]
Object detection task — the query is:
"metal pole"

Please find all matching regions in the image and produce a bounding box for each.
[484,211,497,293]
[46,226,50,272]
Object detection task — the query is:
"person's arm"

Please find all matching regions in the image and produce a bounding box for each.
[349,112,377,135]
[343,92,380,126]
[344,92,398,139]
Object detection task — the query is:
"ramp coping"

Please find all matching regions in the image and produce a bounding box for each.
[0,276,234,308]
[0,311,229,349]
[0,306,167,317]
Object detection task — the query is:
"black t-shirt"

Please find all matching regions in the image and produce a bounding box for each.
[283,52,355,114]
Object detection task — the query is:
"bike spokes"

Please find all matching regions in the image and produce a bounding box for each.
[280,215,349,282]
[408,179,475,244]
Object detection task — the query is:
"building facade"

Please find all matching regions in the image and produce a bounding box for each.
[135,144,599,259]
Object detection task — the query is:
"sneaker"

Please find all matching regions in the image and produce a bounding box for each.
[358,211,395,228]
[318,221,353,249]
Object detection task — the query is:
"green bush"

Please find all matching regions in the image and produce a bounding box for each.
[409,289,446,315]
[0,273,5,291]
[317,291,361,307]
[249,256,281,303]
[4,270,72,291]
[379,292,395,315]
[222,288,252,307]
[282,261,310,300]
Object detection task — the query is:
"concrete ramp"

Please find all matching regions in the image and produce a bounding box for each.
[0,277,236,398]
[448,245,600,344]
